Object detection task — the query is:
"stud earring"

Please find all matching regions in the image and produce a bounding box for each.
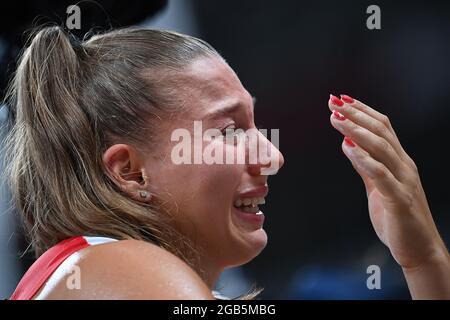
[139,190,150,199]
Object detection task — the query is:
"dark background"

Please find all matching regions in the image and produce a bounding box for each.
[0,0,449,299]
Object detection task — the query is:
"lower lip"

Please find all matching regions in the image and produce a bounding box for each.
[233,206,265,228]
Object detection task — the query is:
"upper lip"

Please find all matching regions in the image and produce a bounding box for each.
[236,185,269,199]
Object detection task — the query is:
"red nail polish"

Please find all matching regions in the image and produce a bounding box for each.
[332,110,346,121]
[340,94,354,104]
[329,94,344,107]
[344,136,355,147]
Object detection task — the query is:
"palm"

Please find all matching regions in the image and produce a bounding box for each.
[366,184,388,245]
[365,180,412,266]
[363,177,437,267]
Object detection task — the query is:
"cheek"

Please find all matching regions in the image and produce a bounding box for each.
[173,141,244,216]
[156,160,244,225]
[202,141,245,187]
[150,134,246,239]
[187,163,243,218]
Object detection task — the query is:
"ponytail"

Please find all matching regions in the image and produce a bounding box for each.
[2,26,99,254]
[2,26,218,269]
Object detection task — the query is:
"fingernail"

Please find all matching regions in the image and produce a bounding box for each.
[340,94,354,104]
[344,136,355,147]
[332,110,346,121]
[329,94,344,107]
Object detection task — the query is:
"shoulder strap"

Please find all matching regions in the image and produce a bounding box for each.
[10,236,117,300]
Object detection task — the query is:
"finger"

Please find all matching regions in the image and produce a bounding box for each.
[328,96,405,159]
[342,139,373,194]
[338,94,418,171]
[341,95,404,149]
[359,169,376,197]
[330,112,408,181]
[341,137,402,197]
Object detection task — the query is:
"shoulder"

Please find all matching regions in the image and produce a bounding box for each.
[34,239,213,299]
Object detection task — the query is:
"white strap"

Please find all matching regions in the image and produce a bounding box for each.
[82,236,118,246]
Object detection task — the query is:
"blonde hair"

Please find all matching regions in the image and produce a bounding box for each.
[2,26,263,299]
[2,26,218,262]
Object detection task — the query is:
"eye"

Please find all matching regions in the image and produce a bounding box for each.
[220,124,246,146]
[221,124,237,135]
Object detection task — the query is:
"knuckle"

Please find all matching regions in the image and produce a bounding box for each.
[381,114,391,127]
[407,169,421,187]
[401,164,418,184]
[376,138,390,154]
[402,154,419,173]
[371,163,388,179]
[398,189,415,210]
[374,121,389,137]
[345,106,355,117]
[351,124,363,136]
[408,158,419,173]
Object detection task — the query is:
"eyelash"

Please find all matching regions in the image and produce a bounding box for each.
[220,123,262,136]
[220,124,237,135]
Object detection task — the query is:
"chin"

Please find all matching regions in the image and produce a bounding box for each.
[230,229,268,267]
[249,228,268,253]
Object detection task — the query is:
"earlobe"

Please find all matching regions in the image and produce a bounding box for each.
[102,144,153,203]
[121,175,153,203]
[135,170,152,202]
[122,168,152,203]
[138,190,151,201]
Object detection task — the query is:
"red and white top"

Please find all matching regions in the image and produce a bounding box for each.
[10,236,117,300]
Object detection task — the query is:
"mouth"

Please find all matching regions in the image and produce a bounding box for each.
[232,185,268,227]
[233,196,265,214]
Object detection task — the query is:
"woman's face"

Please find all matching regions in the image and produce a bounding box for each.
[144,57,284,270]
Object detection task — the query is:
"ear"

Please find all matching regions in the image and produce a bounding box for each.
[102,144,152,203]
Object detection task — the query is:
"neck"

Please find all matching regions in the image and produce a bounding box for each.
[195,252,224,289]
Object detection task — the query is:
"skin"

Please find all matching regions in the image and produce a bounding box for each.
[329,97,450,299]
[33,240,214,299]
[34,57,284,299]
[34,57,449,299]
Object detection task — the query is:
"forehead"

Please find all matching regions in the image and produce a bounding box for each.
[176,57,251,114]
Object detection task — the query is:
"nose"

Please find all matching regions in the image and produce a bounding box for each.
[247,129,285,176]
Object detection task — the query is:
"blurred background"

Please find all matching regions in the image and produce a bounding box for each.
[1,0,449,299]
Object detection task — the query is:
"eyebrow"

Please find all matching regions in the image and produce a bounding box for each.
[204,96,256,120]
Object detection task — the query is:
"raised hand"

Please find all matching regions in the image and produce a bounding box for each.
[328,94,450,299]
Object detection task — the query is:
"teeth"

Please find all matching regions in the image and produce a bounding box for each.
[234,196,266,207]
[240,205,260,213]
